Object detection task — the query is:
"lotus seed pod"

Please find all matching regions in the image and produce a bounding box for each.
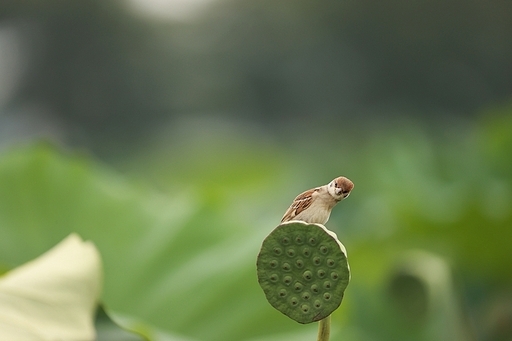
[257,221,350,324]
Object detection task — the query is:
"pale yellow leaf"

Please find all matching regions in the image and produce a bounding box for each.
[0,233,102,340]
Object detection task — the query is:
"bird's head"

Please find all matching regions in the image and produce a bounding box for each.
[328,176,354,201]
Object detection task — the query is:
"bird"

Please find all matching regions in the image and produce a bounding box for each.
[281,176,354,225]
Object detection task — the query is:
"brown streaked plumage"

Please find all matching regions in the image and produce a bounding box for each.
[281,176,354,224]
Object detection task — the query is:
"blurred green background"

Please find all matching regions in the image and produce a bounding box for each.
[0,0,511,340]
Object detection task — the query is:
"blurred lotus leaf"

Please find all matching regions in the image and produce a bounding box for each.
[0,143,300,341]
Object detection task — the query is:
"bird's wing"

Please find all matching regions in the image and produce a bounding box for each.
[281,188,318,222]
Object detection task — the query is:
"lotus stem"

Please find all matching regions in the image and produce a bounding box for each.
[317,315,331,341]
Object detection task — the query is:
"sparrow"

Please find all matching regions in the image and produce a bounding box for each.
[281,176,354,225]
